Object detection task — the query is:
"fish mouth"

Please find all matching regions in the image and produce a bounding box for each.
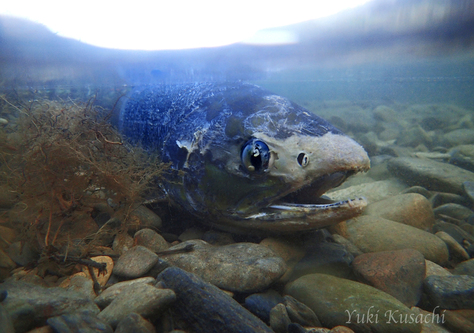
[242,170,368,232]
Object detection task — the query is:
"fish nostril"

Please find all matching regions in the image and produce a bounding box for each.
[297,152,309,167]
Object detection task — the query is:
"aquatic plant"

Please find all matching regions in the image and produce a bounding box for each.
[0,94,169,269]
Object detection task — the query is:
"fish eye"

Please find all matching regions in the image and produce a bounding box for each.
[297,152,309,167]
[241,138,271,173]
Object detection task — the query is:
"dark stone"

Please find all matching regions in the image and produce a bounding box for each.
[113,245,159,279]
[269,303,291,333]
[463,181,474,203]
[244,290,284,324]
[0,303,15,333]
[433,221,474,244]
[47,311,113,333]
[452,259,474,276]
[424,275,474,310]
[157,267,273,333]
[115,313,156,333]
[433,204,473,221]
[284,295,321,327]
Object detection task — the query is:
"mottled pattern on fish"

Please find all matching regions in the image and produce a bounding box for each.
[118,82,370,233]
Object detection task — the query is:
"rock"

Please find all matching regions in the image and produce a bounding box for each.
[65,275,96,300]
[363,193,434,231]
[463,181,474,202]
[94,277,156,308]
[410,307,450,333]
[352,249,426,307]
[112,233,134,255]
[134,228,169,253]
[287,242,354,281]
[0,281,99,333]
[46,311,113,333]
[442,309,474,333]
[244,289,285,323]
[0,302,15,333]
[430,193,471,210]
[452,259,474,276]
[113,246,159,279]
[424,275,474,310]
[178,227,205,241]
[0,190,17,209]
[425,260,453,278]
[327,179,408,204]
[284,295,321,327]
[161,240,287,293]
[201,230,235,246]
[444,129,474,146]
[346,215,449,265]
[433,204,473,221]
[331,234,364,257]
[433,221,474,244]
[82,256,114,287]
[270,303,291,333]
[0,249,16,271]
[127,206,162,234]
[115,313,156,333]
[157,267,273,333]
[285,274,422,333]
[400,186,432,199]
[396,126,432,148]
[387,157,474,195]
[97,283,175,328]
[450,145,474,173]
[435,231,470,262]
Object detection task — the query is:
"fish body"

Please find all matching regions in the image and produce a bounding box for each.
[118,82,370,233]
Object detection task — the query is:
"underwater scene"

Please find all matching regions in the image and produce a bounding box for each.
[1,1,474,332]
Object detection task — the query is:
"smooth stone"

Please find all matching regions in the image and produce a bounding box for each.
[0,248,16,270]
[161,240,287,293]
[115,313,156,333]
[449,145,474,172]
[244,289,285,323]
[285,274,421,333]
[444,129,474,146]
[346,215,449,265]
[65,275,96,300]
[352,249,426,307]
[127,206,162,234]
[425,260,453,277]
[331,234,364,257]
[442,310,474,333]
[0,281,99,333]
[97,283,175,328]
[134,228,169,253]
[0,226,17,247]
[387,157,474,195]
[270,303,291,333]
[363,193,434,231]
[82,256,114,287]
[94,277,157,308]
[409,307,450,333]
[113,246,159,279]
[433,221,474,244]
[112,233,134,255]
[46,311,113,333]
[178,227,205,241]
[463,181,474,202]
[396,126,432,148]
[201,230,235,246]
[0,303,15,333]
[452,259,474,276]
[433,203,474,221]
[287,242,354,281]
[158,267,273,333]
[424,275,474,310]
[430,193,471,210]
[435,231,470,262]
[327,179,408,204]
[400,186,432,199]
[284,295,321,327]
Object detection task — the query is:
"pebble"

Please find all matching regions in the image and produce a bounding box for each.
[201,230,235,245]
[126,205,162,234]
[112,246,159,279]
[433,203,474,221]
[387,157,474,195]
[463,181,474,202]
[178,227,205,241]
[244,289,284,323]
[352,249,426,307]
[284,295,321,327]
[424,275,474,310]
[0,302,15,333]
[64,274,96,300]
[433,221,474,244]
[450,145,474,173]
[97,283,176,328]
[410,307,450,333]
[270,303,291,333]
[331,234,364,257]
[430,192,471,210]
[94,277,156,308]
[442,309,474,333]
[425,260,453,277]
[285,273,421,333]
[134,228,169,253]
[327,179,408,204]
[81,256,114,287]
[435,231,470,262]
[363,193,434,231]
[452,259,474,276]
[0,281,99,333]
[46,311,113,333]
[346,215,449,265]
[157,266,273,333]
[115,313,156,333]
[444,128,474,146]
[112,233,134,255]
[161,240,287,293]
